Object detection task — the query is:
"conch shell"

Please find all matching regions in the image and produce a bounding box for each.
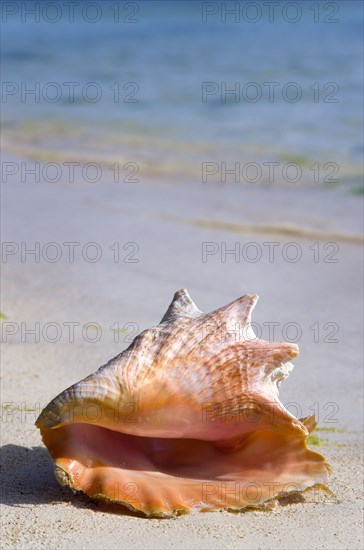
[36,290,329,517]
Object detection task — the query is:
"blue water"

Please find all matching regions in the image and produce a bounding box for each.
[1,0,363,180]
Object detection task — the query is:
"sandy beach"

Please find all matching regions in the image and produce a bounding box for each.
[1,156,363,548]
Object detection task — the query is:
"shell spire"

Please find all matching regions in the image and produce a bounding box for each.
[160,288,202,322]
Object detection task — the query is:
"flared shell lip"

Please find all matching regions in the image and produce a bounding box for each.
[43,423,331,518]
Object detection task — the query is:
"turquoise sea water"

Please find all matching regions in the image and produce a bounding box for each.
[1,0,363,181]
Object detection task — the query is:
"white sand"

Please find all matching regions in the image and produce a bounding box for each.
[1,157,363,549]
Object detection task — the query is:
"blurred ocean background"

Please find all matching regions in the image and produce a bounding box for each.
[1,0,363,183]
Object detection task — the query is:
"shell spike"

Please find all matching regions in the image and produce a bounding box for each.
[208,293,258,336]
[160,288,202,323]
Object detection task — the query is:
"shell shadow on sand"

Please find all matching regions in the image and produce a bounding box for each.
[0,444,145,517]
